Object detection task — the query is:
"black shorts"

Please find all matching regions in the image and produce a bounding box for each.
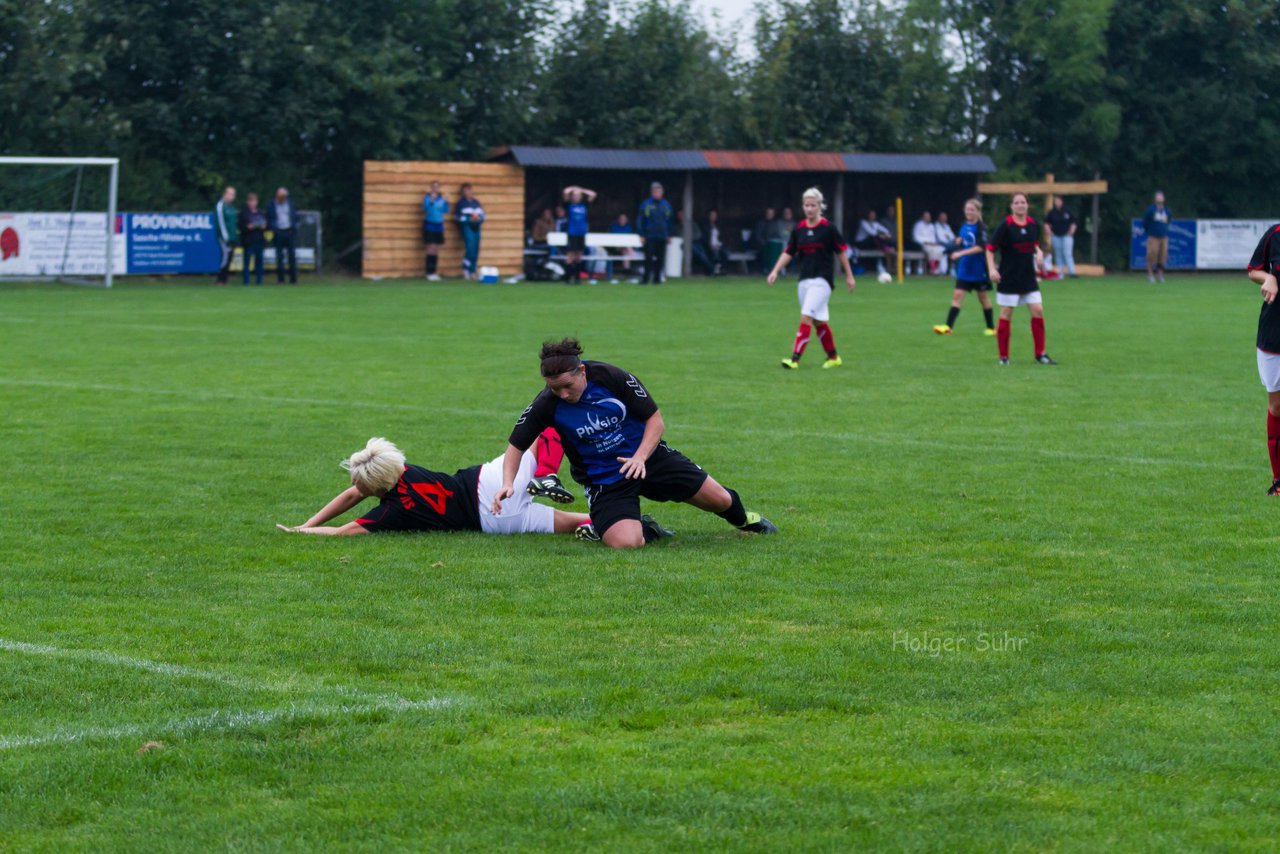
[582,442,709,536]
[956,278,991,292]
[566,234,587,253]
[423,227,444,245]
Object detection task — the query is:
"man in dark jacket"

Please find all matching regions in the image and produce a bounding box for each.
[636,182,674,285]
[266,187,298,284]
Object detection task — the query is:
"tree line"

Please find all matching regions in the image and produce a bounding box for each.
[3,0,1278,268]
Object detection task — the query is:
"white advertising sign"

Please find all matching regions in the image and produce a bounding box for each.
[1195,219,1274,270]
[0,212,126,276]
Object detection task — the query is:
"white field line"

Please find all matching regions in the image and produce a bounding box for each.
[0,697,452,751]
[0,377,506,419]
[0,377,1250,472]
[0,637,427,709]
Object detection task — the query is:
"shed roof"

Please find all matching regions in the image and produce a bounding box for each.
[492,146,995,174]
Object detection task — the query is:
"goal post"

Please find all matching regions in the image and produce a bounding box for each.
[0,156,120,287]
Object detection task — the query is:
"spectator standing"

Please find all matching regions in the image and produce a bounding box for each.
[214,185,237,286]
[562,185,597,283]
[240,192,267,286]
[266,187,299,284]
[455,183,485,280]
[854,209,896,274]
[421,180,449,280]
[636,182,674,285]
[609,213,637,274]
[752,207,785,275]
[1143,191,1171,283]
[1045,195,1077,278]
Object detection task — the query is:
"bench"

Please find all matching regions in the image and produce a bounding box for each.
[725,250,757,275]
[547,231,642,279]
[856,248,926,274]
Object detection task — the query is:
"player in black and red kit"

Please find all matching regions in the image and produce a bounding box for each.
[1245,223,1280,494]
[985,191,1056,366]
[277,434,590,536]
[767,187,856,370]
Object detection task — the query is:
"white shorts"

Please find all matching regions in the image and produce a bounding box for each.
[476,451,556,534]
[996,290,1043,308]
[1258,349,1280,392]
[798,277,833,321]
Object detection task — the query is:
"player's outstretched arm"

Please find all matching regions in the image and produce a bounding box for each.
[277,521,370,536]
[985,248,1001,284]
[491,443,525,514]
[278,485,366,533]
[1250,269,1279,303]
[618,410,665,480]
[839,252,857,292]
[767,253,792,286]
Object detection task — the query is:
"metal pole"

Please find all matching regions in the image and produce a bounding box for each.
[1090,171,1101,265]
[896,197,904,282]
[106,159,119,287]
[682,170,693,277]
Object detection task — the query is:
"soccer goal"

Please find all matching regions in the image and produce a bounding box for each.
[0,156,120,287]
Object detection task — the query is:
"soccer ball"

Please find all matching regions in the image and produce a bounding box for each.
[877,271,893,284]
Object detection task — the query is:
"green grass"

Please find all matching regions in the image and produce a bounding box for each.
[0,273,1276,851]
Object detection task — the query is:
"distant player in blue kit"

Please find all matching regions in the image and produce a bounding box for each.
[934,198,996,336]
[562,185,597,283]
[492,338,778,548]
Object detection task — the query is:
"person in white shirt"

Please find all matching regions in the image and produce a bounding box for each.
[912,211,942,276]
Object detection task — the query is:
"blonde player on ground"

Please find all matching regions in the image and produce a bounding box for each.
[768,188,856,370]
[277,437,591,536]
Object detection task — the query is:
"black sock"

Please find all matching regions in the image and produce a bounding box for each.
[716,488,748,527]
[946,306,960,327]
[426,255,437,275]
[983,307,994,329]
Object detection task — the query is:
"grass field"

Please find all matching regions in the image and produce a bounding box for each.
[0,273,1277,851]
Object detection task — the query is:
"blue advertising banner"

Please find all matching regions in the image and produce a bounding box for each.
[126,212,221,274]
[1129,218,1197,270]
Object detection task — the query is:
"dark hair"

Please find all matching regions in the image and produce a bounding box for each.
[540,337,584,377]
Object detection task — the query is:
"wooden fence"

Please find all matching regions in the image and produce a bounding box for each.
[363,161,525,279]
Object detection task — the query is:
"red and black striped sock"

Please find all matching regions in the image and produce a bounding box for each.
[816,323,837,357]
[533,427,564,478]
[792,323,811,360]
[1031,316,1046,357]
[997,318,1011,358]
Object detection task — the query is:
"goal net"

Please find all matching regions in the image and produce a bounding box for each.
[0,157,121,287]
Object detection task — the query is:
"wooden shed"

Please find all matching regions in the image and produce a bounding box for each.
[362,161,525,279]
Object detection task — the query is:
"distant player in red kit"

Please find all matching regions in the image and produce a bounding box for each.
[768,187,856,370]
[986,191,1056,366]
[1246,223,1280,494]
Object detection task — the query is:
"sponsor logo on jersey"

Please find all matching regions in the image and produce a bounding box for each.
[575,397,627,438]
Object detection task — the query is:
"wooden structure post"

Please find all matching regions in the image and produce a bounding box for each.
[682,171,694,276]
[363,161,525,279]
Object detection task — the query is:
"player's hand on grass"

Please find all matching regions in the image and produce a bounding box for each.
[491,484,513,514]
[276,524,300,533]
[1262,276,1278,304]
[617,456,646,480]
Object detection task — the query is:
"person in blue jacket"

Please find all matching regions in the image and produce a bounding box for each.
[421,180,450,280]
[636,182,674,285]
[455,183,485,280]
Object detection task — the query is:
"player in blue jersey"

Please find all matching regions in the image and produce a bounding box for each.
[421,180,450,280]
[562,185,597,283]
[933,199,996,336]
[493,339,778,548]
